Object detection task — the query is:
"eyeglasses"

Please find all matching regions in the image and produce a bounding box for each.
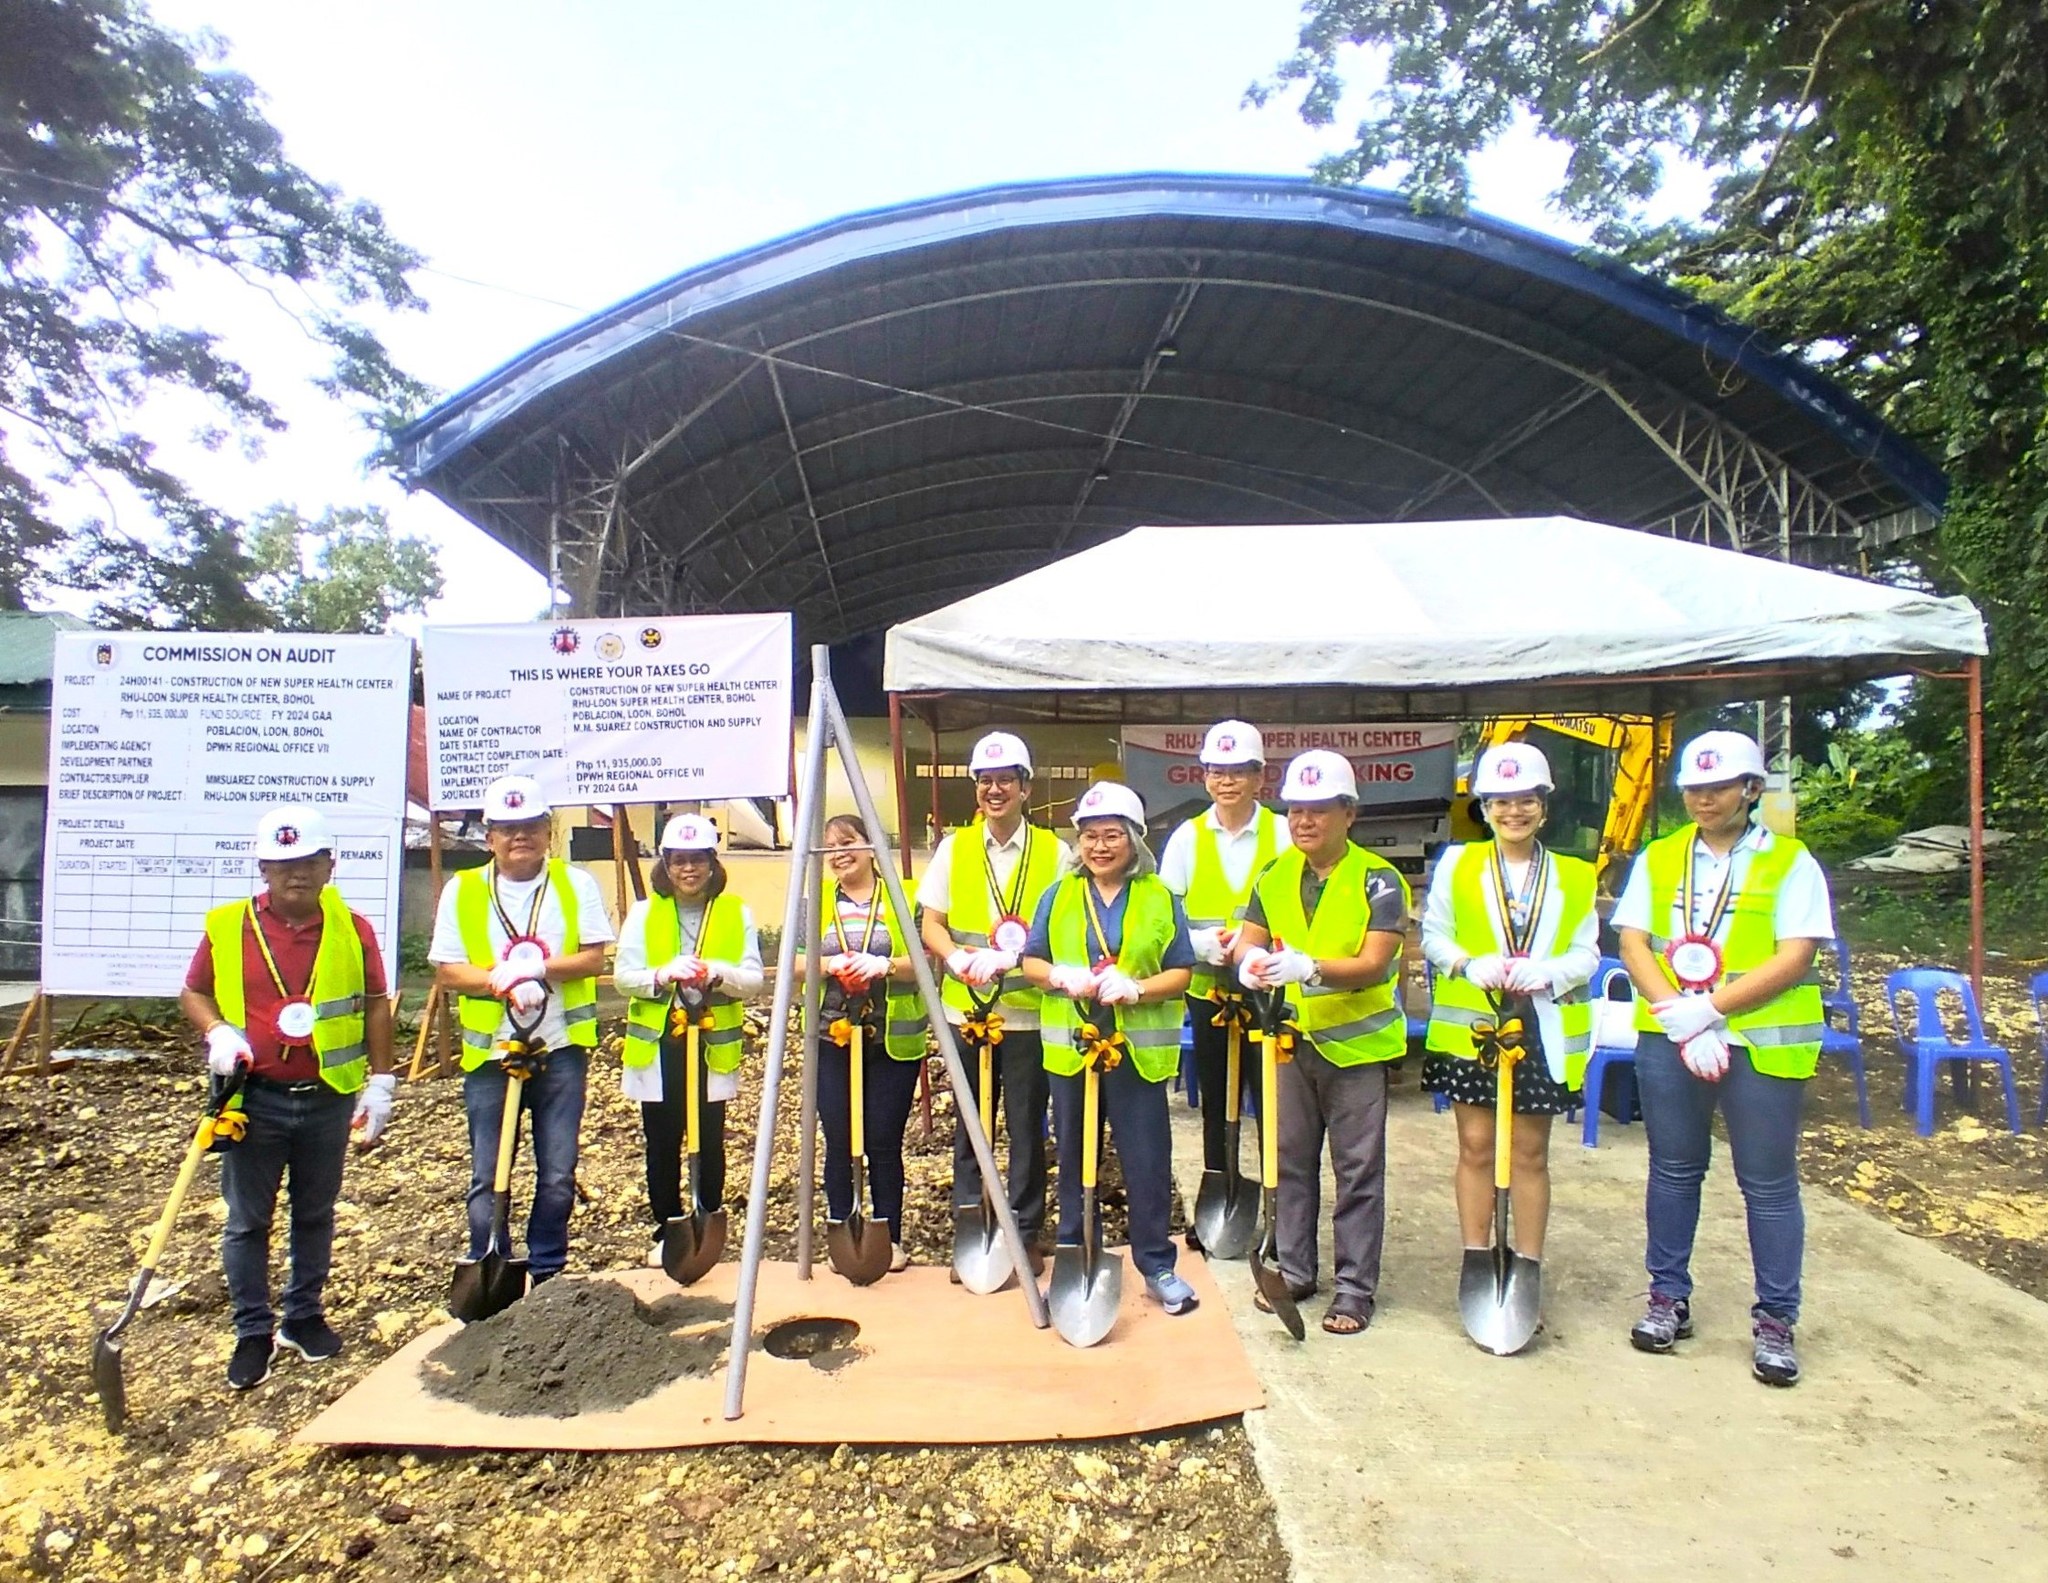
[1076,828,1128,846]
[1205,765,1259,781]
[489,818,550,839]
[1485,796,1545,814]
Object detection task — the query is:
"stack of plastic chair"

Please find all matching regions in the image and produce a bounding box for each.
[2028,972,2048,1126]
[1580,956,1639,1147]
[1818,937,1871,1127]
[1883,967,2022,1137]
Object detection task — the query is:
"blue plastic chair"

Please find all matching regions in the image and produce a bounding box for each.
[1818,937,1871,1128]
[1177,1013,1199,1108]
[2028,972,2048,1127]
[1883,968,2022,1137]
[1580,956,1639,1148]
[1415,963,1451,1113]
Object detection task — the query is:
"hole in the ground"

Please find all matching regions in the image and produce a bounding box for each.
[761,1316,862,1367]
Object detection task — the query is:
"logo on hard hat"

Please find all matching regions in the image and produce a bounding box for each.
[1301,764,1321,786]
[274,825,299,848]
[503,789,525,810]
[1498,758,1521,781]
[1216,734,1235,754]
[551,626,580,655]
[1695,748,1721,772]
[1082,788,1103,809]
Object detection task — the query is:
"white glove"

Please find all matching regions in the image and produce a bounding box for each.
[1679,1027,1731,1082]
[963,948,1012,987]
[704,960,750,996]
[1462,953,1509,991]
[1504,956,1551,997]
[1236,946,1274,984]
[488,957,543,996]
[1189,926,1234,967]
[841,952,893,985]
[1653,994,1726,1043]
[946,948,976,981]
[205,1023,252,1077]
[654,955,706,990]
[1095,968,1142,1005]
[508,978,546,1015]
[1247,946,1315,988]
[620,1059,664,1103]
[351,1072,396,1146]
[1047,964,1100,999]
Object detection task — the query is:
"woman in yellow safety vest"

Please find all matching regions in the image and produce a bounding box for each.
[1421,742,1600,1285]
[805,813,930,1272]
[1023,781,1201,1315]
[613,814,763,1266]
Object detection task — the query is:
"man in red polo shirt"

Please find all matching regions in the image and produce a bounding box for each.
[179,806,395,1392]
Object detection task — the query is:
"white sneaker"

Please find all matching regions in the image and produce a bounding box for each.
[645,1233,666,1268]
[890,1243,911,1273]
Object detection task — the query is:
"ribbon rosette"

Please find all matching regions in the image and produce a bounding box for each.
[1077,1014,1128,1072]
[1471,993,1529,1072]
[1207,988,1254,1036]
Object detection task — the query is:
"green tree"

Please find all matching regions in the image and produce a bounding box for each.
[1252,1,2048,818]
[0,0,430,608]
[71,502,443,632]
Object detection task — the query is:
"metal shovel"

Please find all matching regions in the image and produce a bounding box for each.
[1192,999,1258,1260]
[94,1063,250,1432]
[663,991,727,1285]
[450,1065,531,1323]
[951,992,1015,1294]
[1049,1024,1122,1348]
[1248,988,1304,1340]
[1459,997,1542,1356]
[826,990,893,1284]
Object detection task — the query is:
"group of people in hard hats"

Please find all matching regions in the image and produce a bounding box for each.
[181,717,1829,1392]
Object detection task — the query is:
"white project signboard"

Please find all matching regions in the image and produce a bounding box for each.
[422,613,793,809]
[39,632,411,997]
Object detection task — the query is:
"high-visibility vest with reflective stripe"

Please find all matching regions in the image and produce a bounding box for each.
[1251,845,1411,1067]
[622,891,749,1074]
[1180,806,1280,1000]
[1039,875,1185,1083]
[204,887,369,1094]
[453,861,599,1069]
[1425,843,1596,1089]
[942,819,1062,1018]
[1629,826,1827,1079]
[801,879,929,1062]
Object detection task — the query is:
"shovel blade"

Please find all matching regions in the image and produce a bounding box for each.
[826,1214,893,1286]
[91,1333,127,1434]
[1194,1166,1260,1262]
[950,1204,1014,1294]
[1250,1242,1306,1341]
[1458,1247,1542,1356]
[664,1208,726,1286]
[1048,1244,1122,1348]
[449,1250,528,1324]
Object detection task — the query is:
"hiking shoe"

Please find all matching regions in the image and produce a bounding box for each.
[1630,1294,1693,1353]
[227,1334,276,1391]
[1145,1271,1199,1316]
[1752,1314,1800,1387]
[278,1316,344,1362]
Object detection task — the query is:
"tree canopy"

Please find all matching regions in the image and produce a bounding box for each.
[1254,0,2048,816]
[0,0,430,609]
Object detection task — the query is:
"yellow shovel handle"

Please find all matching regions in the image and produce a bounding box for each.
[978,1040,994,1135]
[1493,1055,1514,1191]
[684,1023,701,1154]
[849,1024,866,1159]
[1081,1061,1100,1190]
[493,1073,524,1194]
[139,1124,213,1272]
[1259,1032,1279,1190]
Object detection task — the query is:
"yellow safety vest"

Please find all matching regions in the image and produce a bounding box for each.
[1249,844,1410,1067]
[942,818,1062,1018]
[1630,826,1827,1079]
[1180,805,1280,1000]
[622,891,749,1074]
[452,860,599,1069]
[204,887,368,1094]
[802,878,930,1061]
[1039,875,1185,1083]
[1425,843,1596,1089]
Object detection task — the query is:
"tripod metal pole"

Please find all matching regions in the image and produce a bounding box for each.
[822,675,1049,1329]
[795,747,826,1279]
[723,656,831,1419]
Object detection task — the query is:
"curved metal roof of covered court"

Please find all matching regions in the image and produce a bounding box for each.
[398,173,1945,647]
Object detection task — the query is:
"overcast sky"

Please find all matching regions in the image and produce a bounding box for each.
[138,0,1595,625]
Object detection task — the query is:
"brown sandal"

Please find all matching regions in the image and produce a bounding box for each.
[1322,1295,1373,1335]
[1253,1281,1317,1314]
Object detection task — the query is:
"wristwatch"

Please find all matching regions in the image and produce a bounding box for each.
[1304,959,1324,988]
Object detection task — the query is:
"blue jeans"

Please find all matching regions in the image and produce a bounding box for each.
[463,1047,587,1278]
[219,1078,356,1339]
[1050,1059,1176,1280]
[1635,1031,1807,1323]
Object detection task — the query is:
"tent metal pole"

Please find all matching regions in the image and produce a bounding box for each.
[722,656,830,1420]
[821,678,1051,1330]
[889,691,913,879]
[1968,657,1986,1003]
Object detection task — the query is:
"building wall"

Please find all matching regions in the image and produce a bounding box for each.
[0,713,50,787]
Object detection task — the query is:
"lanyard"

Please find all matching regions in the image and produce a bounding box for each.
[1078,879,1119,966]
[1679,836,1741,941]
[982,821,1034,920]
[246,900,313,1000]
[1488,843,1549,957]
[829,884,881,956]
[488,863,547,943]
[671,895,712,956]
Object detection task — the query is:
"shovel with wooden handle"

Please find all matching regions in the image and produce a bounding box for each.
[1459,992,1542,1356]
[1049,1001,1122,1348]
[450,997,549,1323]
[950,985,1015,1294]
[663,985,727,1285]
[94,1062,251,1432]
[826,977,893,1284]
[1192,993,1258,1259]
[1248,983,1305,1340]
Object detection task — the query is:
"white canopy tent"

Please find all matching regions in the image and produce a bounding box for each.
[881,518,1993,981]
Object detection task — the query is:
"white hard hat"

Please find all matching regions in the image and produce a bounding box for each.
[659,813,720,852]
[253,806,333,861]
[1675,730,1767,788]
[483,774,550,823]
[1071,781,1146,828]
[1473,742,1554,797]
[1278,749,1358,804]
[1200,720,1265,767]
[969,731,1033,777]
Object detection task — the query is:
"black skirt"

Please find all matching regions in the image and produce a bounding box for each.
[1422,1012,1579,1116]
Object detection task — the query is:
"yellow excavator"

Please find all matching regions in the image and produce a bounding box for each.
[1451,714,1674,895]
